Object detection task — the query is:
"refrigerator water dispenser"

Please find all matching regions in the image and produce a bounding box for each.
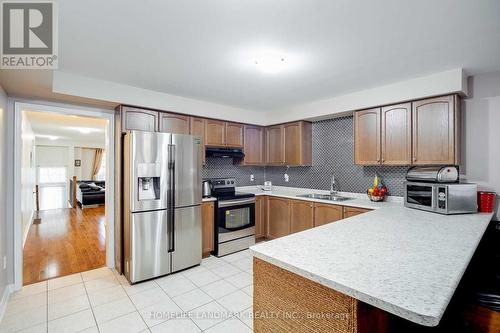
[137,163,160,201]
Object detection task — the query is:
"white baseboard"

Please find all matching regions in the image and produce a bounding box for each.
[0,284,14,323]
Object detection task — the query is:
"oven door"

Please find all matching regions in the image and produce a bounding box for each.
[404,182,436,211]
[216,198,255,243]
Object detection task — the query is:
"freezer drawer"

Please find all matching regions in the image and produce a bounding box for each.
[126,210,171,283]
[172,205,202,272]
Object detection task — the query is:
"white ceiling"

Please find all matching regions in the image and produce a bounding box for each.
[1,0,500,112]
[24,111,107,145]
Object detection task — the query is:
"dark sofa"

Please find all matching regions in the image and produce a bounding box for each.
[69,180,106,208]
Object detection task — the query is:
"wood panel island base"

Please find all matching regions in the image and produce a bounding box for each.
[253,258,388,333]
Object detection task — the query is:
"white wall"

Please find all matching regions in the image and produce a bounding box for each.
[462,72,500,221]
[20,113,36,246]
[0,86,11,309]
[74,147,98,180]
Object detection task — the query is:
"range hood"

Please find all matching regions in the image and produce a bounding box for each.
[205,147,245,159]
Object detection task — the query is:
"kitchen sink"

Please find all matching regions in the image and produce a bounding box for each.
[296,193,352,201]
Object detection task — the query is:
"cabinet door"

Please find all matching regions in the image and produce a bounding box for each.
[381,103,411,165]
[158,112,190,134]
[266,197,290,239]
[242,125,264,165]
[284,122,301,165]
[314,203,343,227]
[265,125,284,165]
[255,196,267,239]
[225,122,244,147]
[205,119,226,146]
[201,202,214,257]
[189,117,206,165]
[121,107,158,133]
[343,206,371,218]
[412,95,457,165]
[290,200,314,234]
[354,108,381,165]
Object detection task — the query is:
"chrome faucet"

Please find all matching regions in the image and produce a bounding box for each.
[330,174,338,197]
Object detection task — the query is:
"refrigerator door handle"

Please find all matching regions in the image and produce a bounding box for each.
[168,144,176,253]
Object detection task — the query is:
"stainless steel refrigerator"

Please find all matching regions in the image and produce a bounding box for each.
[123,130,202,283]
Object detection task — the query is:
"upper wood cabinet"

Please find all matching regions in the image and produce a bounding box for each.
[266,121,312,166]
[354,108,381,165]
[205,119,226,146]
[343,206,371,218]
[158,113,190,134]
[354,94,460,166]
[255,196,267,239]
[381,103,411,165]
[284,121,312,166]
[265,125,284,165]
[412,95,459,165]
[241,125,265,165]
[189,117,206,165]
[266,197,290,239]
[290,199,314,234]
[314,203,343,227]
[225,122,244,148]
[204,120,244,148]
[120,106,158,133]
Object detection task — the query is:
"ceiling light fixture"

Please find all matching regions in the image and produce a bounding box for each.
[253,52,287,74]
[235,46,304,75]
[36,134,59,141]
[67,127,100,134]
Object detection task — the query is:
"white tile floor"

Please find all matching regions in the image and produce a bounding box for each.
[1,250,254,333]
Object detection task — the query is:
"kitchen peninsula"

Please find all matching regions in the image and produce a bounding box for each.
[250,194,494,332]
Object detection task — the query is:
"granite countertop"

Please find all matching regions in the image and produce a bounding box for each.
[237,185,403,210]
[247,185,493,327]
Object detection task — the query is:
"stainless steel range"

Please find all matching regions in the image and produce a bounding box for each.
[211,178,255,257]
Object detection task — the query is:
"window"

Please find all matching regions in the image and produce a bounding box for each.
[95,152,106,181]
[38,167,67,184]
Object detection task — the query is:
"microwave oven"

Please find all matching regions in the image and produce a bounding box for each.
[404,181,477,214]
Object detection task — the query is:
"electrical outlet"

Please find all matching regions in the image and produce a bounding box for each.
[284,174,289,182]
[250,174,255,182]
[3,256,6,270]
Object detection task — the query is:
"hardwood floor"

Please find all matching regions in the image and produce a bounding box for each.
[23,206,106,285]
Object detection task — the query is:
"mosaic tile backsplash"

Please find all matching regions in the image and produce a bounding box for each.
[202,116,408,196]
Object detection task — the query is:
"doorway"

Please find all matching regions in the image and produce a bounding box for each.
[14,102,115,288]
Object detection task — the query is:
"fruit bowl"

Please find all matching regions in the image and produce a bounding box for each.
[367,192,385,202]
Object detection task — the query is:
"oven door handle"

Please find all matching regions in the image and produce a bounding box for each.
[218,197,256,208]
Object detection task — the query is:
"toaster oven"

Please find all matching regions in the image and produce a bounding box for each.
[404,181,477,214]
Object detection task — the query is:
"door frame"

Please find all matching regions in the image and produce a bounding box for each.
[13,101,115,290]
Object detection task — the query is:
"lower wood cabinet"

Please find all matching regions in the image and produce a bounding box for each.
[314,203,343,227]
[266,197,290,239]
[202,201,214,257]
[290,199,314,233]
[255,196,267,239]
[343,206,371,218]
[261,196,373,241]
